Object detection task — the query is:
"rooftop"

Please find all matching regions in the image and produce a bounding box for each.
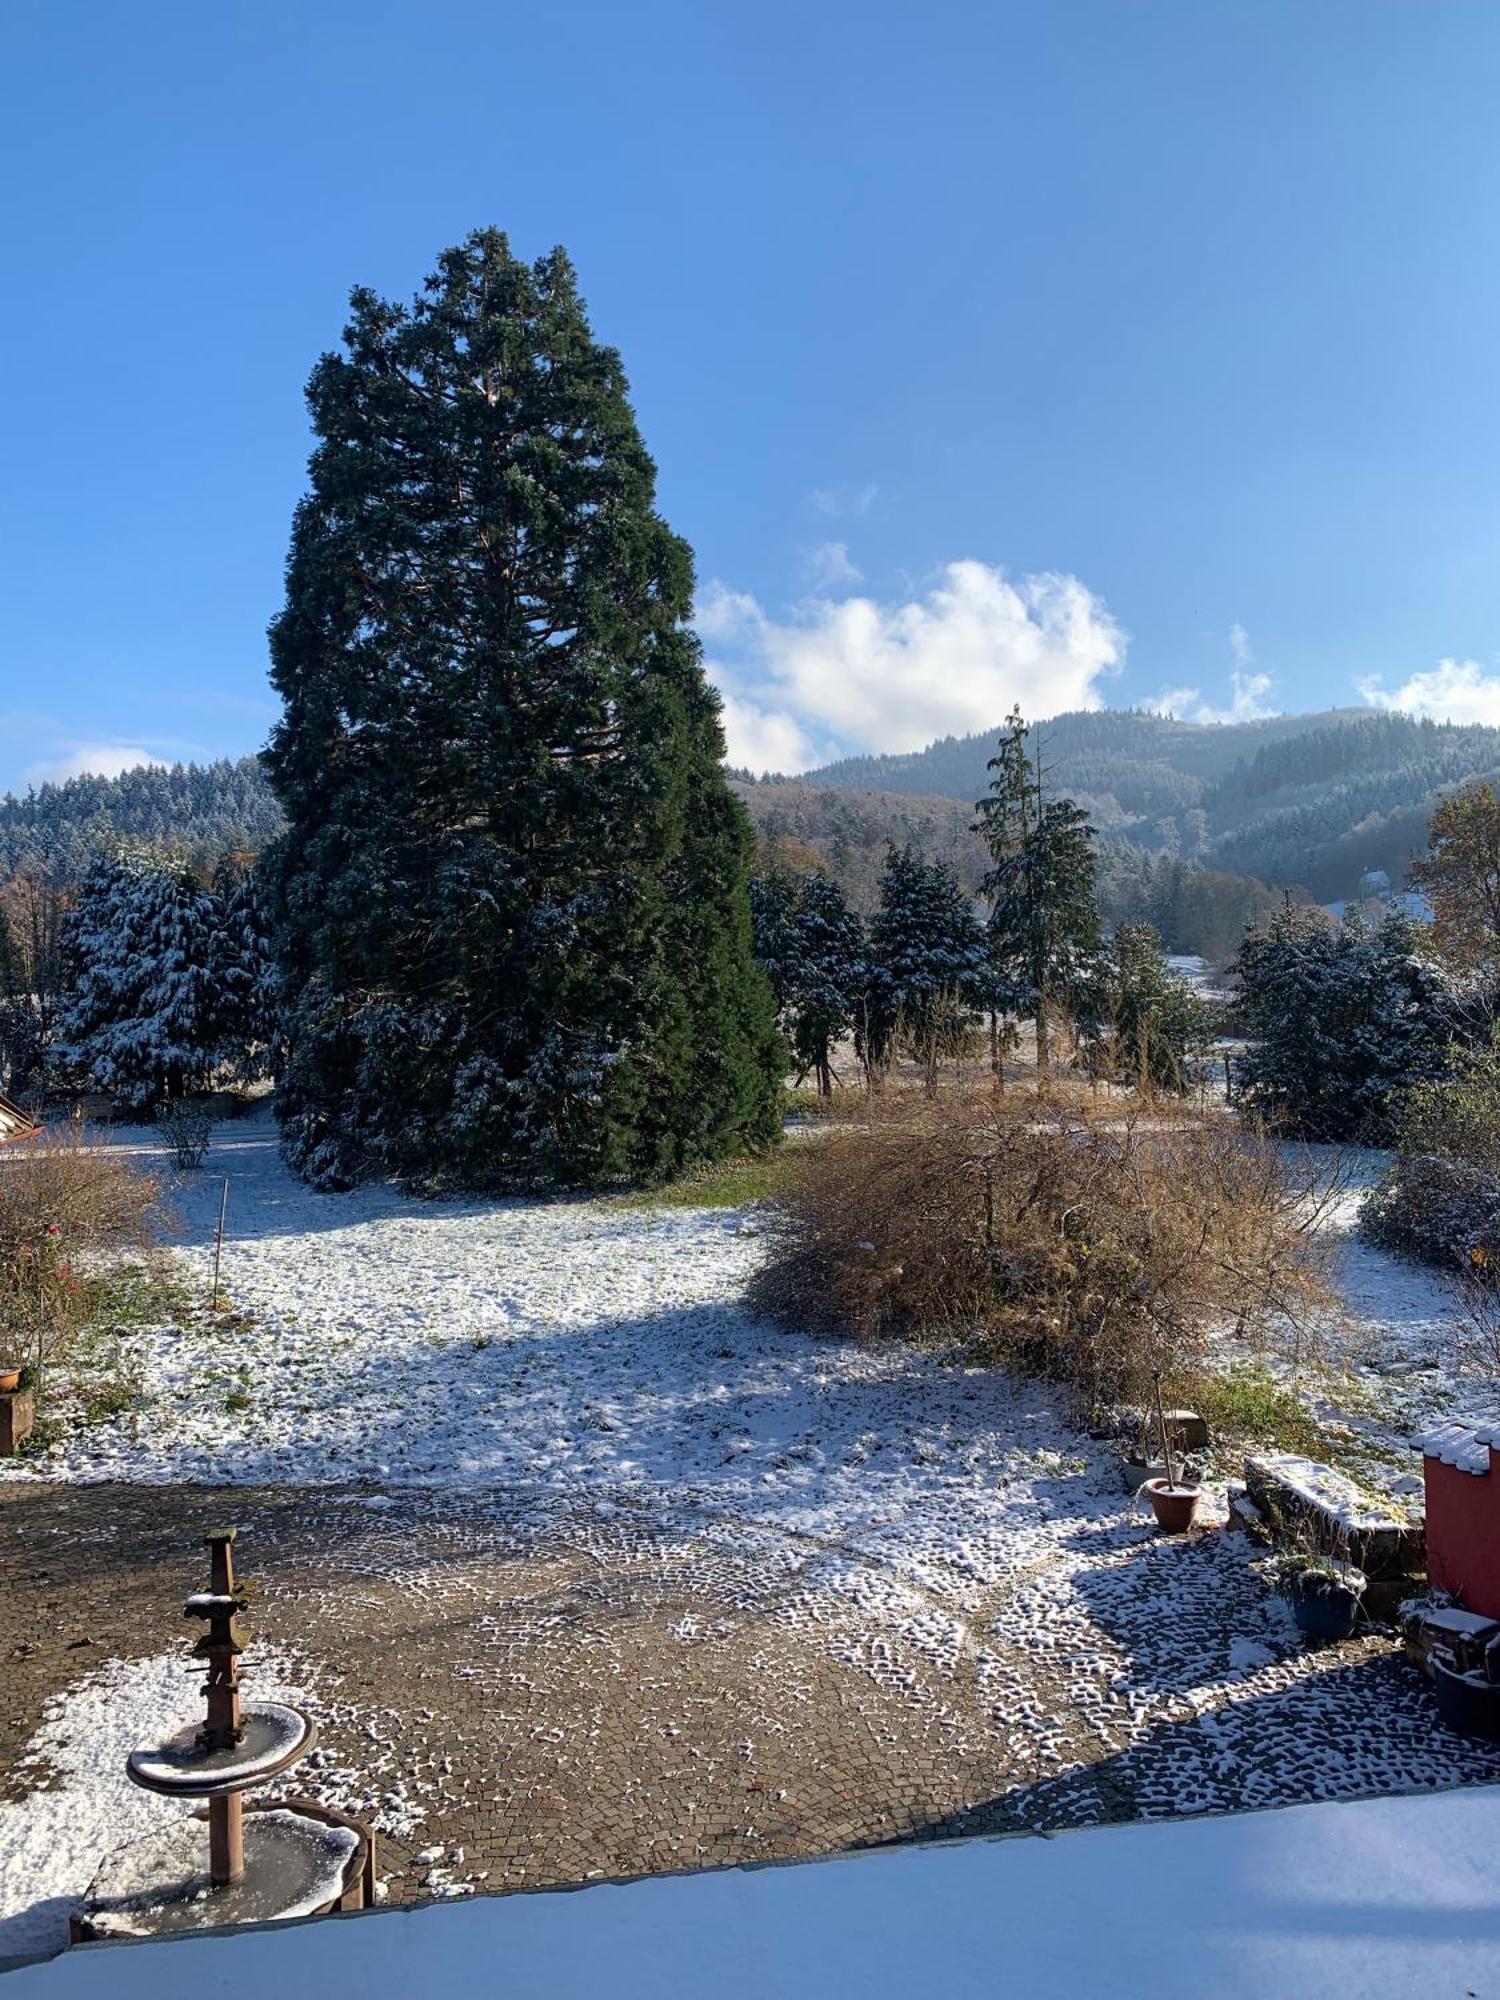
[9,1783,1500,2000]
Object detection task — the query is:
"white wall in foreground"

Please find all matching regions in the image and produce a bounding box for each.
[9,1784,1500,2000]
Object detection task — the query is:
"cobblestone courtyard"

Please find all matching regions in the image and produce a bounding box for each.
[6,1471,1498,1941]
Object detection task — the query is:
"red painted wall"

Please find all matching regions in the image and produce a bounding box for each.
[1424,1448,1500,1620]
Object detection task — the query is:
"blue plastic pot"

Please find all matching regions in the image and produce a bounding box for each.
[1286,1574,1363,1640]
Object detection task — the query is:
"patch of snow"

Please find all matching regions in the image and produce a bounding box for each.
[0,1651,315,1960]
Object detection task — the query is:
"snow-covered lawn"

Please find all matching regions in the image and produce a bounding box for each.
[7,1113,1090,1530]
[1298,1145,1496,1493]
[5,1112,1478,1505]
[5,1110,1499,1960]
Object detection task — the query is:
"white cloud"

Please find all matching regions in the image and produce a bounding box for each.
[1152,671,1277,727]
[699,560,1124,773]
[716,694,819,775]
[694,582,764,646]
[1358,657,1500,726]
[807,483,880,518]
[801,541,862,589]
[1150,626,1277,726]
[24,744,168,786]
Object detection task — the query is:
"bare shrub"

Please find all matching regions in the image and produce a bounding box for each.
[0,1121,163,1382]
[1361,1047,1500,1272]
[1448,1261,1500,1378]
[751,1089,1336,1414]
[156,1098,213,1170]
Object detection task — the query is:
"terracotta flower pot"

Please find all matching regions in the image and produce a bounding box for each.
[0,1367,21,1395]
[1145,1478,1201,1534]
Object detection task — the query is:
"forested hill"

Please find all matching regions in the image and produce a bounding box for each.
[763,707,1500,902]
[0,757,282,874]
[7,702,1498,957]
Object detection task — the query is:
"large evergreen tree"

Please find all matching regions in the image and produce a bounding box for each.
[975,709,1101,1075]
[265,231,781,1190]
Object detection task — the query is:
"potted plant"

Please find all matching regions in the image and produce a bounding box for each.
[0,1358,20,1395]
[1273,1551,1367,1640]
[1430,1625,1500,1742]
[1143,1373,1202,1533]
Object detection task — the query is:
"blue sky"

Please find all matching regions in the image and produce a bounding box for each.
[5,1,1500,790]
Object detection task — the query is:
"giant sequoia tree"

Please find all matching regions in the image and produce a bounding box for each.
[265,231,781,1190]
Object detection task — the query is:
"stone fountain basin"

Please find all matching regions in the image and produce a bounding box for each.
[81,1807,363,1939]
[126,1703,314,1796]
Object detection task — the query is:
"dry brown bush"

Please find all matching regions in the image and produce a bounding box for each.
[751,1088,1337,1414]
[0,1121,163,1378]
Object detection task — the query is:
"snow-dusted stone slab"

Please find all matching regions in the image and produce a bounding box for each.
[1245,1452,1424,1579]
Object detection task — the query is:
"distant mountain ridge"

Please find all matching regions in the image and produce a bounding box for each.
[746,706,1500,902]
[6,705,1497,935]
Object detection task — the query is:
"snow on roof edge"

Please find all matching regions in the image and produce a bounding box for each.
[1418,1421,1499,1475]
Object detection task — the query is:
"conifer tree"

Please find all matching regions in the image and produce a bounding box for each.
[867,845,986,1089]
[264,230,781,1190]
[1091,922,1208,1095]
[57,851,220,1111]
[210,864,279,1085]
[1235,903,1463,1141]
[975,709,1101,1076]
[751,869,866,1095]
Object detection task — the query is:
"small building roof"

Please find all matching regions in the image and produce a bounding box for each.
[1418,1421,1500,1476]
[0,1092,39,1143]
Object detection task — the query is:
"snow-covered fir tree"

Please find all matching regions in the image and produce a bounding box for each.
[867,845,987,1087]
[1235,903,1468,1141]
[1090,922,1209,1095]
[751,869,866,1095]
[264,230,781,1190]
[209,863,279,1085]
[57,851,220,1111]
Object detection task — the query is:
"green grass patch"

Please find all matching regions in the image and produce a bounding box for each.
[1179,1364,1331,1457]
[85,1256,196,1330]
[617,1150,797,1210]
[79,1373,142,1426]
